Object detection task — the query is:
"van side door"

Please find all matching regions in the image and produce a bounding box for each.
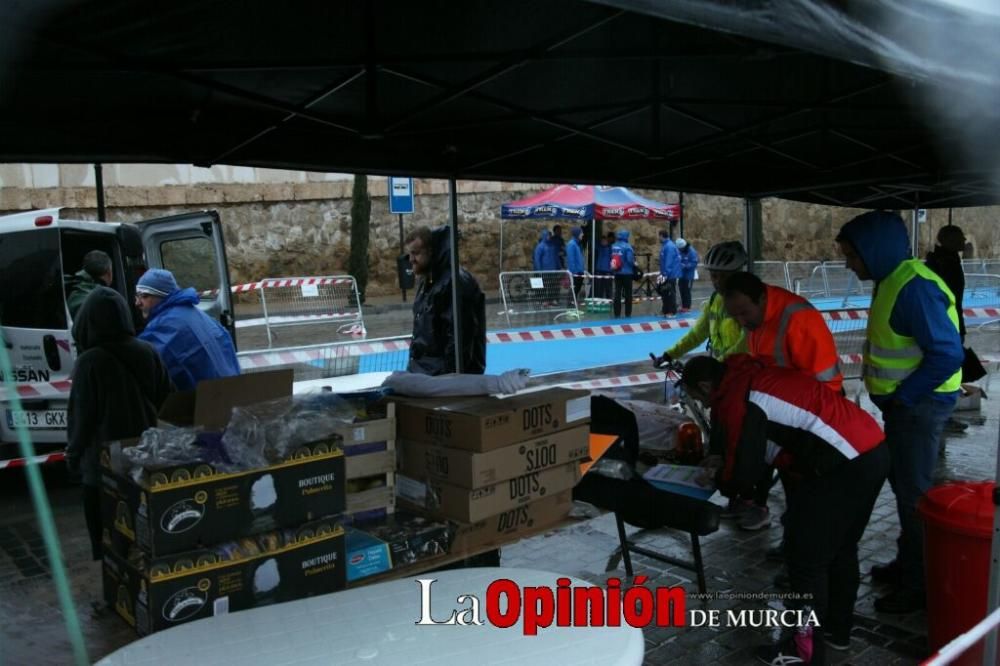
[135,211,237,345]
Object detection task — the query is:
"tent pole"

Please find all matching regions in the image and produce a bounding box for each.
[448,177,464,373]
[94,163,106,222]
[678,192,684,238]
[590,218,596,299]
[499,220,504,275]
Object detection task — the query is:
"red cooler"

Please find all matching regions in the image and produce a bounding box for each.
[918,481,995,663]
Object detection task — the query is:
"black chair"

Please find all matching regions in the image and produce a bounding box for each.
[574,396,720,593]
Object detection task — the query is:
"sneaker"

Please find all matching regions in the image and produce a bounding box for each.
[825,630,851,651]
[755,631,812,665]
[739,504,771,530]
[944,417,968,433]
[720,498,751,519]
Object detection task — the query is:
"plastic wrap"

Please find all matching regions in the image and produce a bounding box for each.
[121,429,235,483]
[587,458,634,481]
[616,399,696,453]
[221,392,356,468]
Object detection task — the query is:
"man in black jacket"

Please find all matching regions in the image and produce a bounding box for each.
[405,225,486,376]
[67,287,173,560]
[925,225,967,342]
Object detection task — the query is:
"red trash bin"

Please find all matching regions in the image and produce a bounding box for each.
[919,481,995,663]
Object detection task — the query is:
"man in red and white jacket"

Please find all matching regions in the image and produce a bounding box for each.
[681,354,888,665]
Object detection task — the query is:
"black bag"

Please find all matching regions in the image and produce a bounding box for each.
[962,347,987,383]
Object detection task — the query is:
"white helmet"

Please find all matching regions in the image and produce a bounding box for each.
[676,238,688,250]
[702,241,747,271]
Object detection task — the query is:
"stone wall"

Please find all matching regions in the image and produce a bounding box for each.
[2,176,998,297]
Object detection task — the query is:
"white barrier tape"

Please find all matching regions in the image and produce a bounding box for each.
[921,606,1000,666]
[201,277,355,298]
[557,370,678,390]
[0,380,73,400]
[822,307,999,321]
[237,339,411,370]
[487,318,696,343]
[0,452,65,470]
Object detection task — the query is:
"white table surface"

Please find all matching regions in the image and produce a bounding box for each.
[96,567,644,665]
[292,372,392,395]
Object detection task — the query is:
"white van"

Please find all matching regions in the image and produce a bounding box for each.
[0,208,235,467]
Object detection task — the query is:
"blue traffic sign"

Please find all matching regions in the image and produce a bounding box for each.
[389,177,415,214]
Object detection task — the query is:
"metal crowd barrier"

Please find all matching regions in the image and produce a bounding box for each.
[233,275,366,347]
[498,270,583,327]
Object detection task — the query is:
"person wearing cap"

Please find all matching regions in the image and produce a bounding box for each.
[610,229,637,318]
[135,268,240,392]
[656,229,681,317]
[837,210,963,614]
[676,239,698,312]
[680,354,887,663]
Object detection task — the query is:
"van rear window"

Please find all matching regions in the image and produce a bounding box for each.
[0,229,67,330]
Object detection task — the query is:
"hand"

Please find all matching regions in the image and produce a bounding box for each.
[650,352,671,368]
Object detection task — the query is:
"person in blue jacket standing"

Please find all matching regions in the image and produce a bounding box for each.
[676,238,699,312]
[135,268,241,392]
[566,227,586,305]
[837,210,963,614]
[610,229,636,318]
[532,229,553,271]
[657,229,681,317]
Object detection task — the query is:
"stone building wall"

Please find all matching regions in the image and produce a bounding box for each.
[1,170,998,297]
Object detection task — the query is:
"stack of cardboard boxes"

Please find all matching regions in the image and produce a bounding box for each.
[393,388,591,555]
[100,371,349,635]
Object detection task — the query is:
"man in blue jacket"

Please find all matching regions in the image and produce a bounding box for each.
[566,227,586,305]
[135,268,241,392]
[657,229,681,317]
[836,211,963,614]
[676,239,699,312]
[610,229,636,318]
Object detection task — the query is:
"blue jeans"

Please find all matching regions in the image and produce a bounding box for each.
[881,395,954,593]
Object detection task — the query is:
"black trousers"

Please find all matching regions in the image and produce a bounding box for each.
[783,445,889,663]
[658,278,677,315]
[613,275,633,317]
[571,274,585,305]
[83,484,103,561]
[595,271,612,299]
[679,278,693,309]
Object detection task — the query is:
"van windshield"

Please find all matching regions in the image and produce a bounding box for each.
[0,229,67,330]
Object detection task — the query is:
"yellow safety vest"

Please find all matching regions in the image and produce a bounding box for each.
[864,259,961,396]
[667,292,747,360]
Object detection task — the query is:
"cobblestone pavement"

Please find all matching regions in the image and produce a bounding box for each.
[2,362,997,664]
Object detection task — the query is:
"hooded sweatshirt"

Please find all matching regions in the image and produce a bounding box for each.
[67,287,173,485]
[566,228,585,274]
[408,226,487,376]
[658,236,681,279]
[837,211,963,407]
[611,230,636,276]
[533,230,559,271]
[138,287,241,392]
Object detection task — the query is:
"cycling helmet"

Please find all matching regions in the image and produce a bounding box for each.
[676,238,688,250]
[702,241,747,271]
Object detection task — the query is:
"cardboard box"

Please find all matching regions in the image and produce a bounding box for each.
[158,369,293,430]
[392,388,590,452]
[101,449,346,558]
[450,491,574,553]
[345,511,451,582]
[103,519,345,636]
[398,425,589,489]
[397,461,580,523]
[345,528,392,582]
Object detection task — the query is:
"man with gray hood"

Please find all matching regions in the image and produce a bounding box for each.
[67,287,173,560]
[836,210,963,614]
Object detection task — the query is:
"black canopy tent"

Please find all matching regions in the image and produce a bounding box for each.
[2,3,1000,658]
[1,0,998,209]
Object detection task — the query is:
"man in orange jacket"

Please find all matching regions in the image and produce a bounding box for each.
[722,271,843,392]
[717,271,844,532]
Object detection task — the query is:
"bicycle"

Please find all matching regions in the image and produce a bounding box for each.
[647,354,712,465]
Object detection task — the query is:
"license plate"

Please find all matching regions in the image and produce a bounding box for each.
[6,409,67,429]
